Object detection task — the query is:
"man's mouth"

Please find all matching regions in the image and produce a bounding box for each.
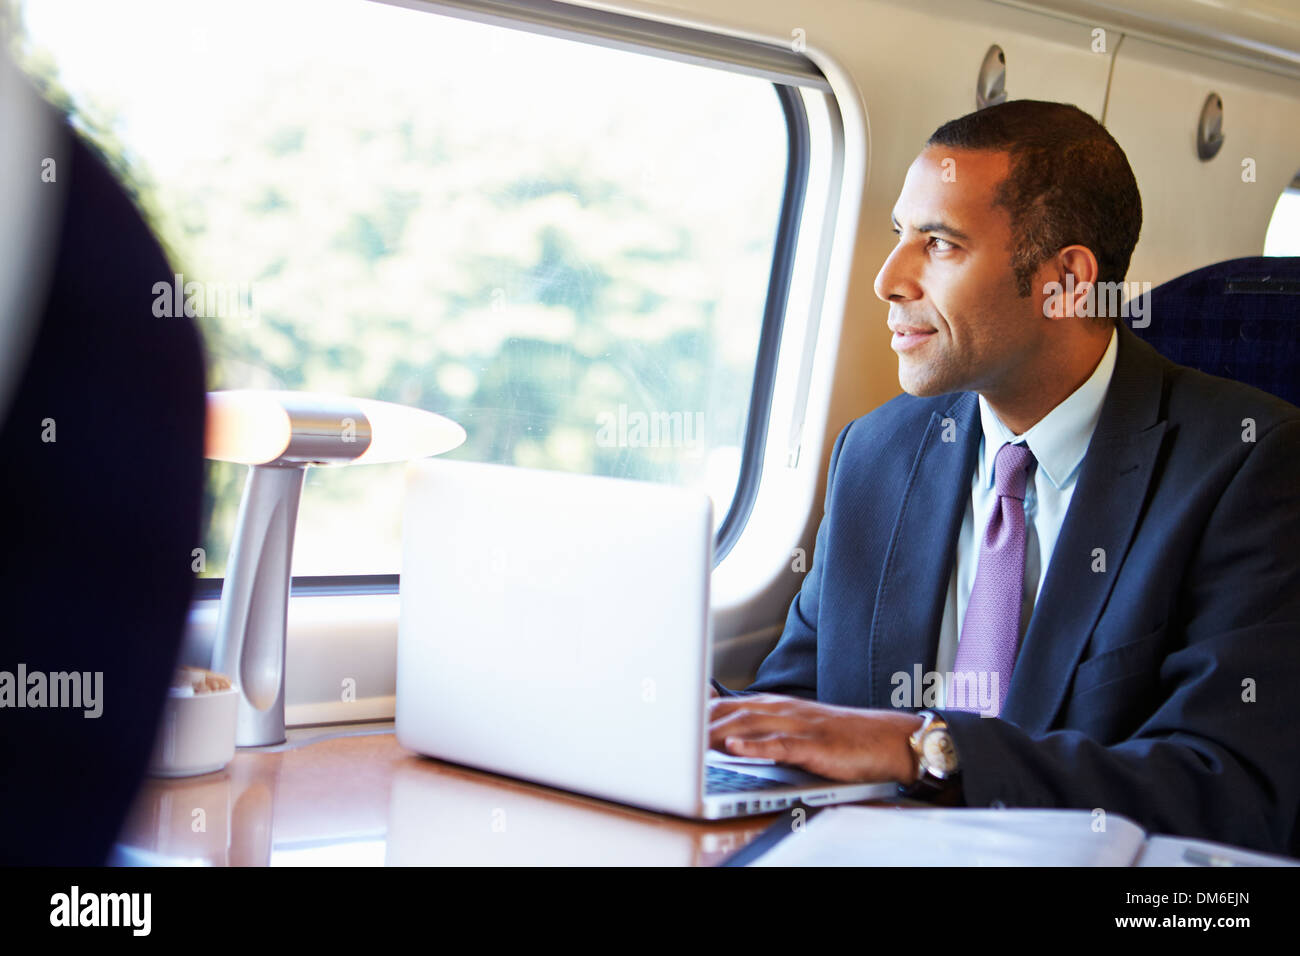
[889,323,937,352]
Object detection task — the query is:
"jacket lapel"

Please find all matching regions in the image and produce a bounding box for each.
[1000,323,1169,732]
[866,391,980,707]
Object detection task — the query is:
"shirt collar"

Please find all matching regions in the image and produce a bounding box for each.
[977,326,1118,491]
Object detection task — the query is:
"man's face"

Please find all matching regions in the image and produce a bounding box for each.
[874,146,1044,399]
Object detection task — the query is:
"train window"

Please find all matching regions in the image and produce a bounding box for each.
[8,0,806,580]
[1264,174,1300,255]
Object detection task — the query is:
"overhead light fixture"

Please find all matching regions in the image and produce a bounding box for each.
[205,391,466,747]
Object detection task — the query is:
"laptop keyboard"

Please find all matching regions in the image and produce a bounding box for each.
[706,764,779,794]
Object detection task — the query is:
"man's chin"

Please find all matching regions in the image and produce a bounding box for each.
[898,372,949,398]
[897,355,966,397]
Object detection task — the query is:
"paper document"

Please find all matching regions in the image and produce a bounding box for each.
[750,807,1145,866]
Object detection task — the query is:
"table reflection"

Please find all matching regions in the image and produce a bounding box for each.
[116,726,774,866]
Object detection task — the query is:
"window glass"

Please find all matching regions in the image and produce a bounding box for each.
[9,0,789,575]
[1264,182,1300,255]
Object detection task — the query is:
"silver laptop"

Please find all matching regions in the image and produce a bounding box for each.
[396,458,896,819]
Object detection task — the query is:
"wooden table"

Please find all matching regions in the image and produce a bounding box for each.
[118,722,874,865]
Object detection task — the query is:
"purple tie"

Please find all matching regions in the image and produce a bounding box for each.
[947,441,1036,717]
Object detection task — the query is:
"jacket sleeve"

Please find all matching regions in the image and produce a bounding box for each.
[939,418,1300,855]
[715,421,854,700]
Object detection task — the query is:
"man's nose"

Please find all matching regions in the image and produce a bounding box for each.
[873,243,920,303]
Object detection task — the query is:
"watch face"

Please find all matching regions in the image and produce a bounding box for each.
[922,730,958,774]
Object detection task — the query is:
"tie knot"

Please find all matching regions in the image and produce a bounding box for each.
[993,441,1035,500]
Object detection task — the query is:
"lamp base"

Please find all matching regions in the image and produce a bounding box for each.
[211,463,306,748]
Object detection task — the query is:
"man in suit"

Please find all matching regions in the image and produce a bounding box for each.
[709,99,1300,855]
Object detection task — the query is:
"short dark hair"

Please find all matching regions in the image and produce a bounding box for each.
[925,100,1142,320]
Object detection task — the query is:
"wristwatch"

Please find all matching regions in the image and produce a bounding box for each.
[900,710,963,804]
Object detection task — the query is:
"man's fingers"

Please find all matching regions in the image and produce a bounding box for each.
[723,733,809,764]
[707,711,806,749]
[707,694,790,718]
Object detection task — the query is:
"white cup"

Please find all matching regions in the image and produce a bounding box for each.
[147,684,239,778]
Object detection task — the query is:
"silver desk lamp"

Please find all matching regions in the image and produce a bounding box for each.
[205,390,466,746]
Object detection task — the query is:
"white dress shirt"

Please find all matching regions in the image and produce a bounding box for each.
[933,327,1119,679]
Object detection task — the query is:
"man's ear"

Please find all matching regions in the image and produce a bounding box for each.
[1039,246,1100,321]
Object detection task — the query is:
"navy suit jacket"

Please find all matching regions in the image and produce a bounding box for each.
[729,321,1300,855]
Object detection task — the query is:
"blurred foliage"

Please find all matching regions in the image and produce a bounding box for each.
[7,0,787,575]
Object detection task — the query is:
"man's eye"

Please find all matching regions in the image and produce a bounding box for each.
[929,237,954,252]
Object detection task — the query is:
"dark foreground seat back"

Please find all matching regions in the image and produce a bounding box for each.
[0,82,206,865]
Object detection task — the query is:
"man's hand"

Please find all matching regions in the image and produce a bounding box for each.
[708,694,924,784]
